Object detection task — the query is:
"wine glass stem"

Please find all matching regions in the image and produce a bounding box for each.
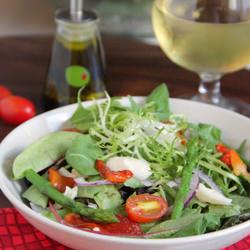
[198,73,222,104]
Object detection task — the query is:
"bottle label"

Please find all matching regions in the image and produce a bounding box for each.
[65,65,91,88]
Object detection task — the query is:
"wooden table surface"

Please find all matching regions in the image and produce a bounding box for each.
[1,35,250,207]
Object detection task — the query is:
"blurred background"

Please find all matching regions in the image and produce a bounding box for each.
[0,0,153,40]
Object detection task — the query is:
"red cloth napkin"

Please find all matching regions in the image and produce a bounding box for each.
[0,208,249,250]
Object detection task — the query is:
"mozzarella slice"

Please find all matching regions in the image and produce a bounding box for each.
[196,183,232,206]
[106,156,152,181]
[63,186,78,200]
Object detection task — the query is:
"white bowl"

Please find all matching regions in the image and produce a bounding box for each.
[0,97,249,250]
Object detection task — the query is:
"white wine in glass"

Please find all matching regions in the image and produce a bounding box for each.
[152,0,250,115]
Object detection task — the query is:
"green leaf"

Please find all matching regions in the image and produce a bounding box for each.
[70,104,95,132]
[22,185,48,208]
[209,204,241,218]
[196,123,221,149]
[94,188,123,210]
[237,139,247,155]
[172,215,205,237]
[66,135,103,176]
[140,221,159,233]
[128,96,141,114]
[124,177,144,189]
[230,194,250,211]
[146,210,204,238]
[236,140,250,167]
[13,131,80,179]
[203,213,221,231]
[146,83,170,120]
[77,185,123,210]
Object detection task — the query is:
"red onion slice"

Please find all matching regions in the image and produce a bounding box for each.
[74,178,114,186]
[48,202,65,224]
[195,169,222,193]
[184,170,200,207]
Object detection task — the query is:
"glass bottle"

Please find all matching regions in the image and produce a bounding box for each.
[43,9,106,110]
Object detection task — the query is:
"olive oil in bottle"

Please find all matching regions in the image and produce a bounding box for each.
[44,9,106,110]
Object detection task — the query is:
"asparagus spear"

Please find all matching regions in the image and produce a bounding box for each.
[24,169,118,223]
[171,138,201,219]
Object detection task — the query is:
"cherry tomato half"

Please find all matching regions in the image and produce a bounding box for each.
[0,95,36,125]
[125,194,168,223]
[0,85,12,101]
[48,168,75,193]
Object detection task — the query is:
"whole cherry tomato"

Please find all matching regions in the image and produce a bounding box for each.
[0,95,36,125]
[0,85,12,101]
[125,193,168,223]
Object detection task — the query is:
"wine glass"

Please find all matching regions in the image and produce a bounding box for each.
[152,0,250,116]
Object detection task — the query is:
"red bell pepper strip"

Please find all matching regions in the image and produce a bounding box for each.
[95,160,133,183]
[48,168,75,193]
[230,149,250,182]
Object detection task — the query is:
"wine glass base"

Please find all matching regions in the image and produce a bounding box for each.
[180,94,250,117]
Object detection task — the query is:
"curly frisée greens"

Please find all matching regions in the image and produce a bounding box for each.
[12,84,250,238]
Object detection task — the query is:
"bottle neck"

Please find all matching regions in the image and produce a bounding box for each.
[56,20,99,43]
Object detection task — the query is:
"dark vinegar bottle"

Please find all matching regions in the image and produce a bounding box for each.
[44,10,106,110]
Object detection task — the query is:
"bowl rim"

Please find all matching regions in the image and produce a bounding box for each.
[0,97,249,245]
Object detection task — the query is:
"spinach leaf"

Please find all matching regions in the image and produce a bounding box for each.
[128,96,142,114]
[230,194,250,211]
[109,97,128,112]
[77,185,123,210]
[146,83,170,120]
[209,204,241,218]
[172,215,205,237]
[66,135,103,176]
[140,221,159,233]
[70,103,95,132]
[13,131,80,179]
[203,213,221,231]
[22,185,48,208]
[146,210,203,238]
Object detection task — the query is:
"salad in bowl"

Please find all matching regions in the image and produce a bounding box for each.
[9,84,250,240]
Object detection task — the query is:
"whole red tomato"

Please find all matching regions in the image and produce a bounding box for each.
[0,96,36,125]
[0,85,12,101]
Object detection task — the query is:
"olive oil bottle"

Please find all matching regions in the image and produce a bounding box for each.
[44,9,106,110]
